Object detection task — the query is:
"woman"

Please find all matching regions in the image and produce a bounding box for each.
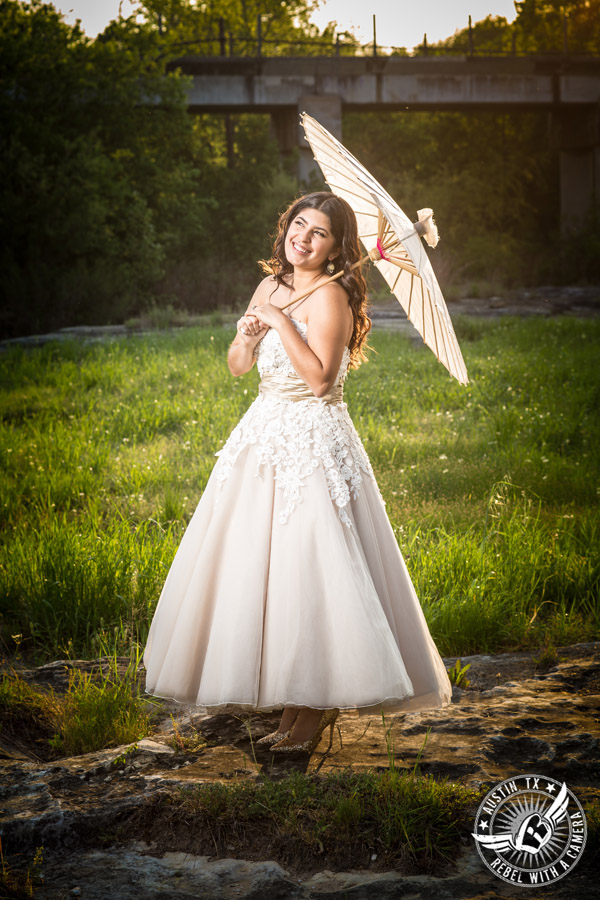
[143,191,452,754]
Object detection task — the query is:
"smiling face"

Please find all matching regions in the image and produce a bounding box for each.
[284,207,338,273]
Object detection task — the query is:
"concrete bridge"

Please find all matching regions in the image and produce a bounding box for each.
[172,55,600,232]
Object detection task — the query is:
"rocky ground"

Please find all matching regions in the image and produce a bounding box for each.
[1,285,599,350]
[1,642,598,899]
[370,285,600,332]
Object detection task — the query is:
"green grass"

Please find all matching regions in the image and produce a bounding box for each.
[140,768,482,873]
[0,838,44,899]
[0,316,598,663]
[48,649,152,757]
[0,648,153,758]
[0,668,60,753]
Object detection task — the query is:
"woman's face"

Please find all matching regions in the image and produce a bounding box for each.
[284,207,338,272]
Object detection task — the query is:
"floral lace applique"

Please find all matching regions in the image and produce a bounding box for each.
[215,318,380,527]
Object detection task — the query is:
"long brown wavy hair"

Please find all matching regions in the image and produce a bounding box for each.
[259,192,371,369]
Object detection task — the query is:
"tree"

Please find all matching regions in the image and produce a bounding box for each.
[428,1,600,55]
[133,0,338,57]
[344,108,558,289]
[424,14,514,55]
[513,0,600,54]
[1,0,343,335]
[0,1,211,335]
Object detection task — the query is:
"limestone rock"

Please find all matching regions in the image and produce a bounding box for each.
[1,642,598,899]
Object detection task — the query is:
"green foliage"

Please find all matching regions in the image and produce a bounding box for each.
[1,513,181,660]
[426,14,514,55]
[0,670,61,752]
[48,649,152,756]
[343,108,558,289]
[168,116,297,309]
[0,1,308,336]
[428,2,600,55]
[0,838,44,899]
[382,710,431,773]
[533,641,560,670]
[355,318,600,654]
[167,767,481,867]
[513,0,600,55]
[111,742,139,768]
[0,0,213,337]
[404,492,600,655]
[358,5,600,289]
[139,0,337,56]
[0,655,153,758]
[447,660,471,688]
[0,327,245,660]
[168,715,208,753]
[0,670,54,718]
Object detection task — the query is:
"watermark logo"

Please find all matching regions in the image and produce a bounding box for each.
[472,775,587,886]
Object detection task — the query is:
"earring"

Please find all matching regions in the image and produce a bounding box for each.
[326,260,335,275]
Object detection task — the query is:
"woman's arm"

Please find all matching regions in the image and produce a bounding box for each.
[253,284,350,398]
[227,278,272,377]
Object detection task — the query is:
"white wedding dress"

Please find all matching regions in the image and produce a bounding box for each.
[143,316,452,716]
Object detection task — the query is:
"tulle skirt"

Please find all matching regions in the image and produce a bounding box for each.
[143,438,452,717]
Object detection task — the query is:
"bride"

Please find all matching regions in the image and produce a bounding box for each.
[143,191,451,754]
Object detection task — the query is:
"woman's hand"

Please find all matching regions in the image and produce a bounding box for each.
[251,301,287,330]
[236,313,268,343]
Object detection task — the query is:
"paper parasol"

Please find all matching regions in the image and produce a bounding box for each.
[281,113,469,385]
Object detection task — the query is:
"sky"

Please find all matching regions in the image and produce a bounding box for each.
[54,1,519,51]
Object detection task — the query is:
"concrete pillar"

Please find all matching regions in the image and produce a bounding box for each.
[553,106,599,234]
[297,94,343,184]
[559,148,597,233]
[270,108,298,161]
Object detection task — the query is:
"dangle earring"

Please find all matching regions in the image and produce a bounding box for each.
[326,260,336,275]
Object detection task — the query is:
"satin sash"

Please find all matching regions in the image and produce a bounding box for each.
[259,372,344,405]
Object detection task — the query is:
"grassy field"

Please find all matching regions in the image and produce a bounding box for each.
[1,315,598,665]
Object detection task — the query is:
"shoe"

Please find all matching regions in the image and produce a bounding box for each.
[256,728,291,746]
[256,709,299,745]
[271,708,339,754]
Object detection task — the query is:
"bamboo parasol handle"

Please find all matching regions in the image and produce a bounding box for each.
[277,213,421,311]
[278,253,371,311]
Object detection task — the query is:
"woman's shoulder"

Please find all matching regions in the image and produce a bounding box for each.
[253,274,281,302]
[315,279,348,299]
[256,274,276,291]
[307,279,350,313]
[304,281,353,344]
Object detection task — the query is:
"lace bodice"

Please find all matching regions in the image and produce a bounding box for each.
[214,317,379,527]
[255,317,351,384]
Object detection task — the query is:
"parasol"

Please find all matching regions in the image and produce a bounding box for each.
[281,112,469,385]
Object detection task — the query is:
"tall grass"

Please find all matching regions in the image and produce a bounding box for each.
[161,768,481,870]
[3,514,181,660]
[0,317,598,662]
[412,490,599,654]
[0,647,153,758]
[48,648,152,756]
[0,837,44,900]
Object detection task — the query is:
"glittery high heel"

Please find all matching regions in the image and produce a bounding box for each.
[256,709,299,745]
[271,708,339,754]
[256,728,291,746]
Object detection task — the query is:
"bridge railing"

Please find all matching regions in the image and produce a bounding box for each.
[158,13,598,60]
